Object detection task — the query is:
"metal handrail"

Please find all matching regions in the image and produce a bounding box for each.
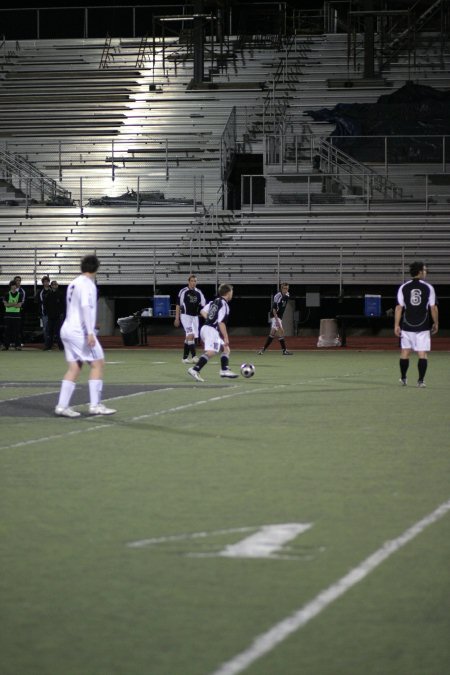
[317,138,404,199]
[379,0,445,73]
[99,33,112,69]
[0,150,72,202]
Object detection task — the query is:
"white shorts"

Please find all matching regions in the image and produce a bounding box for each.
[200,325,224,353]
[400,330,431,352]
[60,325,105,363]
[270,317,283,333]
[181,314,200,338]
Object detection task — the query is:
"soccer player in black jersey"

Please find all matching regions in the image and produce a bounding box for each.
[187,283,238,382]
[174,274,206,364]
[257,282,293,355]
[394,261,438,387]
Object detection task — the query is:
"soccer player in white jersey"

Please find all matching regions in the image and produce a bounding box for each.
[187,283,238,382]
[55,255,116,417]
[394,261,438,388]
[174,274,206,363]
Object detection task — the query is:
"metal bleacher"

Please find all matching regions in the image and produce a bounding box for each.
[215,211,450,286]
[0,2,449,289]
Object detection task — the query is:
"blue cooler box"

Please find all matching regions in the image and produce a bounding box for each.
[364,294,381,317]
[153,295,171,317]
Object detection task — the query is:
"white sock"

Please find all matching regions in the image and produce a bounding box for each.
[89,379,103,406]
[58,380,76,408]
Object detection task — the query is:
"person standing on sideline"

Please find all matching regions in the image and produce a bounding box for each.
[44,279,65,350]
[187,283,238,381]
[38,275,52,350]
[257,282,293,355]
[2,280,23,350]
[13,275,26,346]
[394,261,438,388]
[55,255,116,417]
[174,274,206,363]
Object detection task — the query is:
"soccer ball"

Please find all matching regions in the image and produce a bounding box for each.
[240,363,255,378]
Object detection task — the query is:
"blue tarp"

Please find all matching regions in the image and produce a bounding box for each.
[307,83,450,162]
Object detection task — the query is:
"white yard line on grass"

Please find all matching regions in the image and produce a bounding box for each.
[129,384,285,423]
[0,384,285,451]
[209,498,450,675]
[0,423,114,450]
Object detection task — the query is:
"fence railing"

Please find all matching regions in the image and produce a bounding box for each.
[0,2,295,40]
[264,134,450,174]
[2,243,448,287]
[241,171,450,211]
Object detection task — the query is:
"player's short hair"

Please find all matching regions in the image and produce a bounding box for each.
[188,274,197,282]
[280,282,289,289]
[81,254,100,273]
[9,279,17,288]
[14,276,21,282]
[218,283,233,297]
[410,261,425,277]
[41,275,50,283]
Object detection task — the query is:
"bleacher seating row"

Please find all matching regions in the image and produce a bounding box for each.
[1,209,448,285]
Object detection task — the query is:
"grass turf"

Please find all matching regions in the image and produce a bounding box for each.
[1,348,450,675]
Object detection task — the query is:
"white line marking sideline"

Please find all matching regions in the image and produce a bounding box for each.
[209,498,450,675]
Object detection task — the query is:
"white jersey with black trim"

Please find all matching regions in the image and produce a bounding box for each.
[62,274,97,336]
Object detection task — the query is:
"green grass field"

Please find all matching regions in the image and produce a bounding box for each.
[1,348,450,675]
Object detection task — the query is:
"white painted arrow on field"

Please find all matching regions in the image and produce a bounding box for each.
[128,523,312,559]
[217,523,312,559]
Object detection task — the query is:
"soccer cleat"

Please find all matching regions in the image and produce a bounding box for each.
[182,357,192,364]
[399,378,407,386]
[55,405,81,418]
[220,369,238,378]
[188,367,204,382]
[282,350,293,355]
[417,380,426,388]
[257,350,264,355]
[89,403,117,415]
